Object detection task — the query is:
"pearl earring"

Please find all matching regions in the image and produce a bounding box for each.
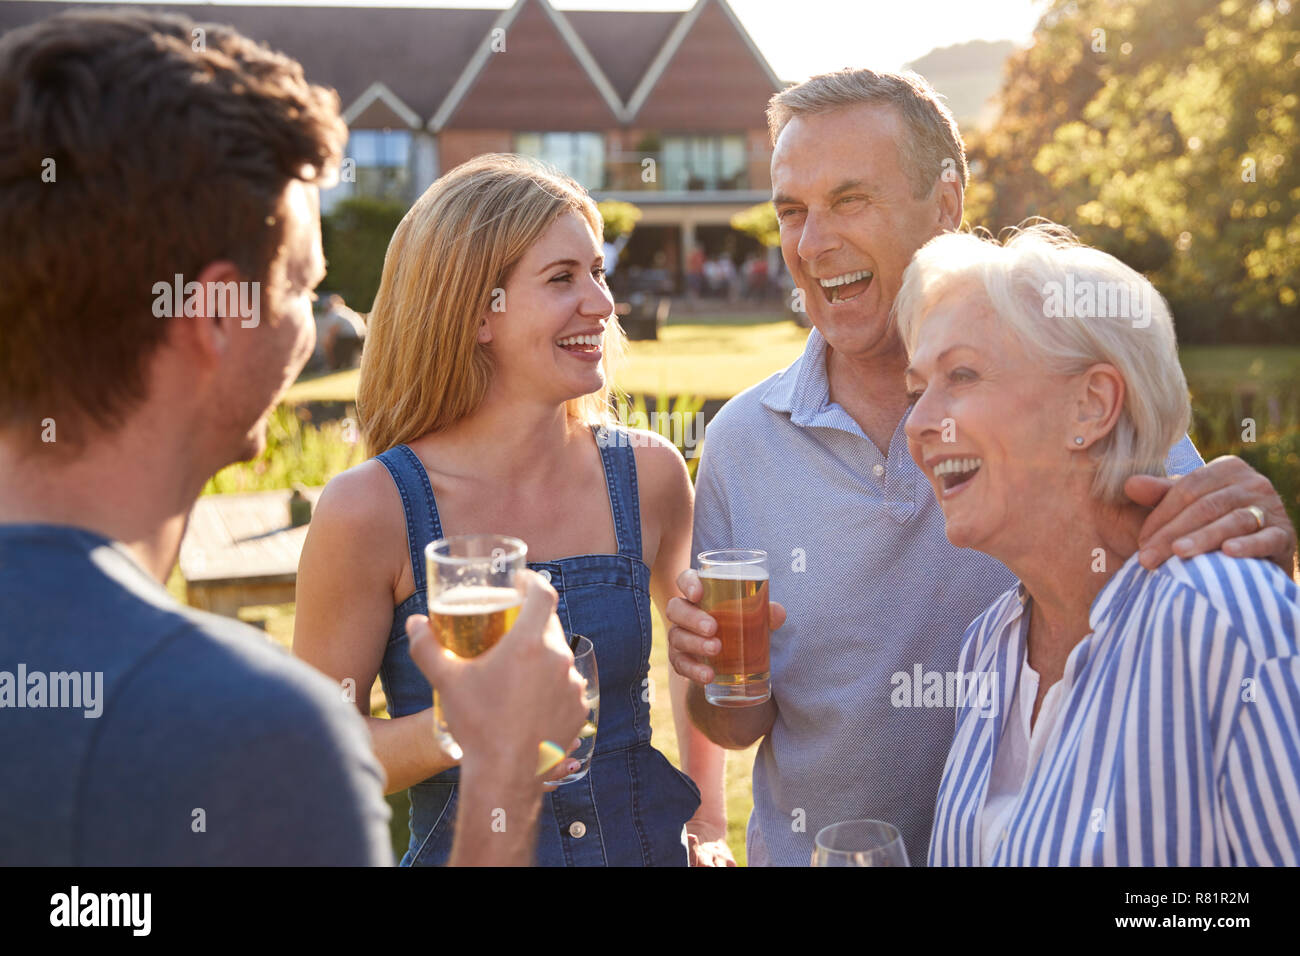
[1074,437,1085,445]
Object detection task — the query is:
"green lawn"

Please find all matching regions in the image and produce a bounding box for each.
[284,323,1300,408]
[1178,345,1300,391]
[285,314,808,405]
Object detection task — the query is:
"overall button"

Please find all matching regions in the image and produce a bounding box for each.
[537,569,552,583]
[568,820,587,839]
[872,463,885,477]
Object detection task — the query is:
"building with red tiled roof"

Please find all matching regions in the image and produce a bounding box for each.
[0,0,788,286]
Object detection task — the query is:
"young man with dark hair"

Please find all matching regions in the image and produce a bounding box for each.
[0,8,585,866]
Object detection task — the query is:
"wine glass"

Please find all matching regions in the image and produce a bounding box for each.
[810,820,910,866]
[547,635,598,786]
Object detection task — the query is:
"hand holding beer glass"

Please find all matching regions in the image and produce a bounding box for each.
[665,553,787,704]
[697,550,771,706]
[422,534,583,774]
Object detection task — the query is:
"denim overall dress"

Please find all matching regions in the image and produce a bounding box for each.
[375,424,702,866]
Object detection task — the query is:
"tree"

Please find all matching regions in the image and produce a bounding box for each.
[730,202,780,248]
[967,0,1298,343]
[320,197,409,313]
[597,200,643,243]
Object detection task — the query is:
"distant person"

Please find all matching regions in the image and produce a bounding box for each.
[744,253,769,301]
[602,233,631,299]
[316,293,367,370]
[686,245,706,299]
[716,253,739,302]
[602,233,630,278]
[702,255,722,297]
[0,7,585,866]
[293,154,733,867]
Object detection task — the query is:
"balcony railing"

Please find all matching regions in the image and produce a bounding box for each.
[602,150,752,193]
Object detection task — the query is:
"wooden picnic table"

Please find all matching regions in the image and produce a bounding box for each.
[179,487,323,619]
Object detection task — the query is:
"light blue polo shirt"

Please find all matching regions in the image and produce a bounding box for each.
[691,327,1204,866]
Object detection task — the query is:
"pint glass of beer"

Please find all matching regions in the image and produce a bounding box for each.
[697,549,771,706]
[425,534,527,760]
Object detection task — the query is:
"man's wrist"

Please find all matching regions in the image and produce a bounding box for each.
[459,746,544,799]
[449,754,544,867]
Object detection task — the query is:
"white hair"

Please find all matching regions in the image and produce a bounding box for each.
[894,222,1191,503]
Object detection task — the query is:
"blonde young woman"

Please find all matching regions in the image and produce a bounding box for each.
[294,154,732,866]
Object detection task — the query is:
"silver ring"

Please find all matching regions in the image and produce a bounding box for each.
[1245,505,1266,531]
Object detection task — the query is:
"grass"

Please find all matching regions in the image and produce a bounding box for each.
[203,404,366,495]
[283,327,1300,410]
[283,314,808,405]
[1178,345,1300,390]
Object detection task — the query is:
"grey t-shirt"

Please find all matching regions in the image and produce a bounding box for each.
[0,524,392,865]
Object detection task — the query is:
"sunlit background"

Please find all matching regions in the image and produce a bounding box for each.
[8,0,1293,863]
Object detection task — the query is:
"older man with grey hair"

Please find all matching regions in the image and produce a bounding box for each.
[665,68,1297,866]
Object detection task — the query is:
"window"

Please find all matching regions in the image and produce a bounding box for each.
[346,129,411,201]
[515,133,605,190]
[661,135,748,191]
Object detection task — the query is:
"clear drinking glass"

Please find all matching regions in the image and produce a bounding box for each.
[810,820,910,867]
[697,549,771,706]
[425,534,527,761]
[546,635,599,787]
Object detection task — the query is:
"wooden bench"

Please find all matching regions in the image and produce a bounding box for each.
[179,487,323,619]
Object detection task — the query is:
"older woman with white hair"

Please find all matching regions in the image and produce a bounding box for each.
[898,223,1300,865]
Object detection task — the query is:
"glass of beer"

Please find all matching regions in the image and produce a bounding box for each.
[811,820,910,867]
[546,635,599,787]
[697,549,770,706]
[425,534,527,761]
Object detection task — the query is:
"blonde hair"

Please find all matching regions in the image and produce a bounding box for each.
[894,222,1190,504]
[357,153,626,454]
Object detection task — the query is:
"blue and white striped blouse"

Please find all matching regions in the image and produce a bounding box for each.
[928,550,1300,866]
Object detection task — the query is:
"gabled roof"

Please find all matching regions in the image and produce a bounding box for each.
[430,0,623,132]
[0,0,786,130]
[343,82,421,130]
[564,8,683,103]
[626,0,784,127]
[0,1,497,121]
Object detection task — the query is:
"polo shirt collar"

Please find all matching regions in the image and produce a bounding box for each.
[760,326,842,429]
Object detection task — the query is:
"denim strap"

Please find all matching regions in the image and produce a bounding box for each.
[591,424,642,561]
[374,444,445,594]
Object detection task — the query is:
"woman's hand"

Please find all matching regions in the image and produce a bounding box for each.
[541,737,585,789]
[685,818,737,867]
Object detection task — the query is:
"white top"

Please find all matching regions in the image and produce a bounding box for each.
[978,645,1065,864]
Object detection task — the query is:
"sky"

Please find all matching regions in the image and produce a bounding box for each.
[72,0,1046,79]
